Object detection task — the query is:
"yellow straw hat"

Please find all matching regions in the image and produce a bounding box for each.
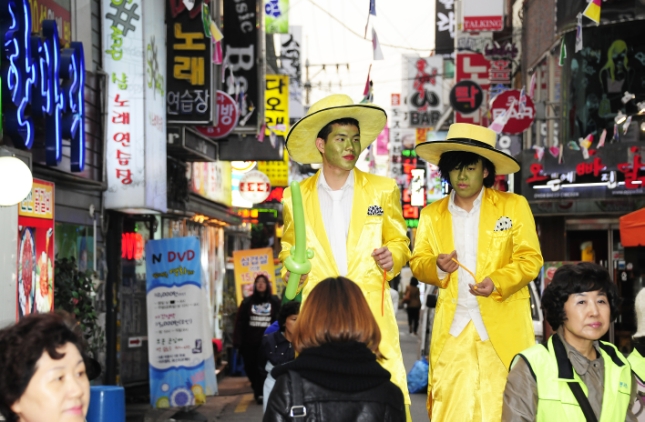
[415,123,520,175]
[285,94,387,164]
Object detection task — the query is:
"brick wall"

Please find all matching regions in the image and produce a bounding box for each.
[522,0,556,71]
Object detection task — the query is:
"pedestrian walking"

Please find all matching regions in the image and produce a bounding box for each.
[260,301,300,411]
[503,262,636,421]
[263,277,405,422]
[233,274,281,404]
[410,123,543,421]
[403,278,421,335]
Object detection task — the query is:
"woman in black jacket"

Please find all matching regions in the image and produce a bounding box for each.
[233,274,281,404]
[263,277,406,422]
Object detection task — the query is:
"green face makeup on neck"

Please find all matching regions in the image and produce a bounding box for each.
[320,124,361,171]
[448,159,487,200]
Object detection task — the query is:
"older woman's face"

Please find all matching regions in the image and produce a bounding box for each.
[562,290,610,343]
[11,342,90,422]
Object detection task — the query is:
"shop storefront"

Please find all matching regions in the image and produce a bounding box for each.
[518,11,645,351]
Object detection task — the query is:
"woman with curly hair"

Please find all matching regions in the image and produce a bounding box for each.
[0,312,91,422]
[502,262,637,421]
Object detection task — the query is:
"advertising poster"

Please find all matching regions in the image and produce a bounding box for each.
[145,237,217,408]
[232,248,276,306]
[265,0,289,34]
[191,161,233,207]
[17,179,55,319]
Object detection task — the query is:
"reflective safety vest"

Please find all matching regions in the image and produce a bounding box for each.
[514,334,632,422]
[628,345,645,383]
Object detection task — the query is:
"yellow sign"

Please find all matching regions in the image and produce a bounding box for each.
[416,128,431,145]
[232,248,277,305]
[257,150,289,187]
[19,180,54,219]
[265,74,289,136]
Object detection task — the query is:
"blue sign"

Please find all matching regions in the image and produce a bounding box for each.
[1,0,86,172]
[145,237,216,408]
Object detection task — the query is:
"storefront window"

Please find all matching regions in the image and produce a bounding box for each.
[55,223,94,272]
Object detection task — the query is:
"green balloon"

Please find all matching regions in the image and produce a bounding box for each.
[283,181,313,300]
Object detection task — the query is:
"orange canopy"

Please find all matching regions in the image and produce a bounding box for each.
[620,208,645,247]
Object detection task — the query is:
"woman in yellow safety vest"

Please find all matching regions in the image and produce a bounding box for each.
[502,262,637,422]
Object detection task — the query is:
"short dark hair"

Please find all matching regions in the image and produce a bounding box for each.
[278,301,300,331]
[541,262,621,330]
[437,151,496,188]
[316,118,360,142]
[410,278,419,287]
[0,312,85,422]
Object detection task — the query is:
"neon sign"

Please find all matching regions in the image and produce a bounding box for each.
[122,232,144,260]
[1,0,85,172]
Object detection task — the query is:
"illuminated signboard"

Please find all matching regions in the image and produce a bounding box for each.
[0,0,85,171]
[122,232,144,260]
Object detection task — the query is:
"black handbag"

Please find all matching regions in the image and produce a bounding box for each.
[288,370,307,419]
[426,294,437,308]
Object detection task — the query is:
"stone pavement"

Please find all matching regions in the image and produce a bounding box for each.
[126,307,430,421]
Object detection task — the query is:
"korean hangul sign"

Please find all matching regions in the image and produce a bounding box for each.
[265,75,289,136]
[280,26,304,120]
[232,248,277,306]
[449,80,483,114]
[166,0,214,125]
[190,161,232,207]
[103,0,168,212]
[145,237,218,408]
[17,179,55,319]
[403,55,443,128]
[195,91,239,139]
[455,53,491,125]
[257,151,290,187]
[435,0,455,55]
[462,0,504,31]
[30,0,72,46]
[223,0,262,131]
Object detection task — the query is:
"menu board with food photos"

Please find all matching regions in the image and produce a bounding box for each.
[17,179,55,319]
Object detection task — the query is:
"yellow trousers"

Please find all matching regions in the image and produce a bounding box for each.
[428,321,508,421]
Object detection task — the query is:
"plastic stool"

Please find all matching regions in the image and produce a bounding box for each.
[86,386,125,422]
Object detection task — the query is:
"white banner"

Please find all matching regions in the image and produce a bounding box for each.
[103,0,167,211]
[280,26,304,119]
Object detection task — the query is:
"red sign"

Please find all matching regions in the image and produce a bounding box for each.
[463,16,503,32]
[122,232,144,260]
[195,91,239,139]
[490,90,536,135]
[455,53,490,125]
[17,179,55,319]
[262,187,284,203]
[391,93,401,106]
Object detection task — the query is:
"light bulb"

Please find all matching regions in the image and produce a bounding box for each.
[0,156,33,206]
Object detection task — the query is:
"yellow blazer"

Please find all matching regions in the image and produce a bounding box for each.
[410,188,543,371]
[280,168,412,404]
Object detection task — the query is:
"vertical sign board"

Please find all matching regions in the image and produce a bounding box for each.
[145,237,217,408]
[404,56,443,128]
[232,248,276,306]
[223,0,262,131]
[166,1,214,125]
[264,0,289,33]
[435,0,455,55]
[103,0,167,211]
[280,26,304,120]
[455,53,491,125]
[17,180,55,319]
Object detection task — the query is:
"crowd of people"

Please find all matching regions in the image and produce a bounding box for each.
[1,94,644,422]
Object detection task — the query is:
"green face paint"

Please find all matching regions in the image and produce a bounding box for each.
[321,124,361,171]
[448,159,487,200]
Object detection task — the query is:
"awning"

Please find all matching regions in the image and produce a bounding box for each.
[619,208,645,247]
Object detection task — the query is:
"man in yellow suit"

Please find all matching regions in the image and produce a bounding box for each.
[410,123,543,421]
[280,94,412,415]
